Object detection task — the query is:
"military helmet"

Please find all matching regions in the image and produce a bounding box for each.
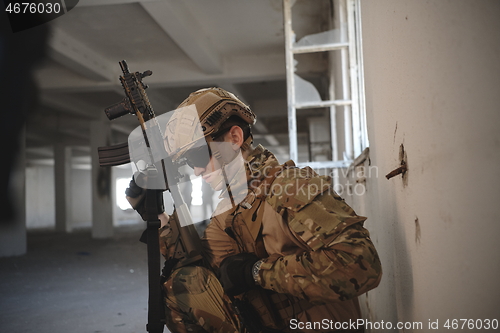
[164,87,256,161]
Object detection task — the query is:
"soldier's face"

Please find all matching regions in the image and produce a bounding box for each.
[191,129,243,191]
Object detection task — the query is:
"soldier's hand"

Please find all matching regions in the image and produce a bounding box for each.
[125,178,164,221]
[218,253,259,296]
[158,212,170,228]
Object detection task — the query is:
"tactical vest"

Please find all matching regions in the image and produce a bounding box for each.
[221,160,349,331]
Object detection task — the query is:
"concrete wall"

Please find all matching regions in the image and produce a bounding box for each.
[26,163,142,230]
[71,168,92,228]
[26,165,93,230]
[26,165,55,229]
[0,135,26,256]
[345,0,500,329]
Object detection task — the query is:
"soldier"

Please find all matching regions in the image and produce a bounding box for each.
[132,87,382,333]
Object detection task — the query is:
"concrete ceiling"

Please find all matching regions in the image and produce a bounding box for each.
[27,0,332,164]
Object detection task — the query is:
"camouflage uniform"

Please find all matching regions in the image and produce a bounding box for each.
[160,145,382,333]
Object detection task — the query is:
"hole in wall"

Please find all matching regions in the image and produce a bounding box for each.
[400,143,409,187]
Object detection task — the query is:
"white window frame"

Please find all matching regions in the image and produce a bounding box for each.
[284,0,368,169]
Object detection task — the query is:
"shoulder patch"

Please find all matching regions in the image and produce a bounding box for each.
[262,166,367,251]
[265,166,332,213]
[286,195,366,251]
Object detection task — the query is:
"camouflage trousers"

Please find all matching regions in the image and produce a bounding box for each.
[163,265,241,333]
[162,265,365,333]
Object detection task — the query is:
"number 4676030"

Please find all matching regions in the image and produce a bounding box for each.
[5,2,61,14]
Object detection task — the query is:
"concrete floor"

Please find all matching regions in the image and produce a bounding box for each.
[0,225,168,333]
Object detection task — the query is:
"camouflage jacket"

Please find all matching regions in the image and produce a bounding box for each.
[201,145,382,332]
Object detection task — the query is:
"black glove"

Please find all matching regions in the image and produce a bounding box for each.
[218,253,259,296]
[125,177,164,221]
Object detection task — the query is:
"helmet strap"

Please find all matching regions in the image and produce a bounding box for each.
[240,136,253,153]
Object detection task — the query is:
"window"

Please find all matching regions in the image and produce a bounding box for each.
[283,0,368,169]
[116,177,131,210]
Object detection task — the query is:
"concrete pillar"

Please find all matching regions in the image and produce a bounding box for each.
[54,144,72,232]
[90,120,113,238]
[0,128,26,256]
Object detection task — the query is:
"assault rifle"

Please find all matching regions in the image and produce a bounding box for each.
[98,61,281,333]
[97,60,203,333]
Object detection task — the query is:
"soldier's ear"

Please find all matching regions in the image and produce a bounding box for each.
[228,126,244,151]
